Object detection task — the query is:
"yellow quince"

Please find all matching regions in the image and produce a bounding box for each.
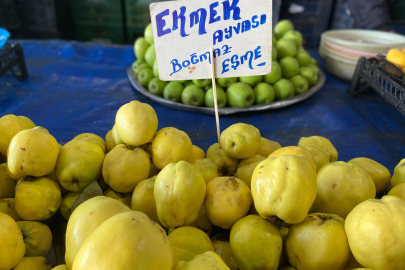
[286,213,351,270]
[0,114,35,156]
[169,226,214,266]
[17,221,52,257]
[102,144,150,193]
[313,162,376,218]
[230,215,282,270]
[204,176,252,229]
[345,196,405,270]
[15,176,62,220]
[8,127,59,177]
[152,127,193,169]
[298,135,338,162]
[219,123,261,159]
[115,100,158,146]
[256,137,282,157]
[72,211,173,270]
[349,157,391,193]
[0,212,25,270]
[206,143,239,176]
[251,155,317,224]
[154,161,206,228]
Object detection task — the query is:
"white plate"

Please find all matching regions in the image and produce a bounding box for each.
[319,46,358,81]
[321,30,405,53]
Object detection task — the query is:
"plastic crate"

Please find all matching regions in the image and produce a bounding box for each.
[124,0,170,43]
[71,6,124,27]
[124,0,152,28]
[15,0,59,33]
[279,0,333,48]
[0,44,28,82]
[0,0,21,30]
[75,25,126,44]
[329,0,354,30]
[390,0,405,23]
[71,0,125,43]
[0,0,23,39]
[126,26,144,44]
[349,57,405,115]
[71,0,121,7]
[71,0,124,27]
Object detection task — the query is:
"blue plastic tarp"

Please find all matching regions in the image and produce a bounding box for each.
[0,40,404,172]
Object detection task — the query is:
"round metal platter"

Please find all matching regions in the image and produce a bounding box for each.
[127,68,326,116]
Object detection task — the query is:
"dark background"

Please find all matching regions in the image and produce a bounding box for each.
[1,0,405,48]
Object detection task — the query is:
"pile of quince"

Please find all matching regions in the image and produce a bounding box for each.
[1,101,405,270]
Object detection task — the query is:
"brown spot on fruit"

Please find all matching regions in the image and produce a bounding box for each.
[332,183,337,188]
[20,147,26,151]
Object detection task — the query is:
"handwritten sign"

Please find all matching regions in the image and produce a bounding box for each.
[150,0,273,80]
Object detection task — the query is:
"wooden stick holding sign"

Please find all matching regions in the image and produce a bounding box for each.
[210,47,221,147]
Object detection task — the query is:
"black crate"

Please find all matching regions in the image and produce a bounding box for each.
[70,0,124,27]
[0,0,23,38]
[15,0,59,35]
[74,25,126,44]
[70,0,125,43]
[349,57,405,115]
[15,0,62,39]
[0,0,21,29]
[279,0,334,48]
[124,0,168,43]
[390,0,405,23]
[0,44,28,81]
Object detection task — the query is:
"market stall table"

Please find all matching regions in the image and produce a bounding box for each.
[1,40,404,172]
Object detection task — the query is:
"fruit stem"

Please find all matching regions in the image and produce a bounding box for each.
[127,145,139,151]
[24,176,36,182]
[269,216,284,227]
[227,176,239,189]
[317,214,334,223]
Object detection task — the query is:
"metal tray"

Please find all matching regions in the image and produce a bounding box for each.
[127,68,326,115]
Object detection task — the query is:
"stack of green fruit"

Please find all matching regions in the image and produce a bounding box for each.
[132,20,320,109]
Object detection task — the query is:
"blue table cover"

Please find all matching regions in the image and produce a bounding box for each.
[1,40,404,173]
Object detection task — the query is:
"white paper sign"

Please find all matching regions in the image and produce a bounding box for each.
[150,0,272,81]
